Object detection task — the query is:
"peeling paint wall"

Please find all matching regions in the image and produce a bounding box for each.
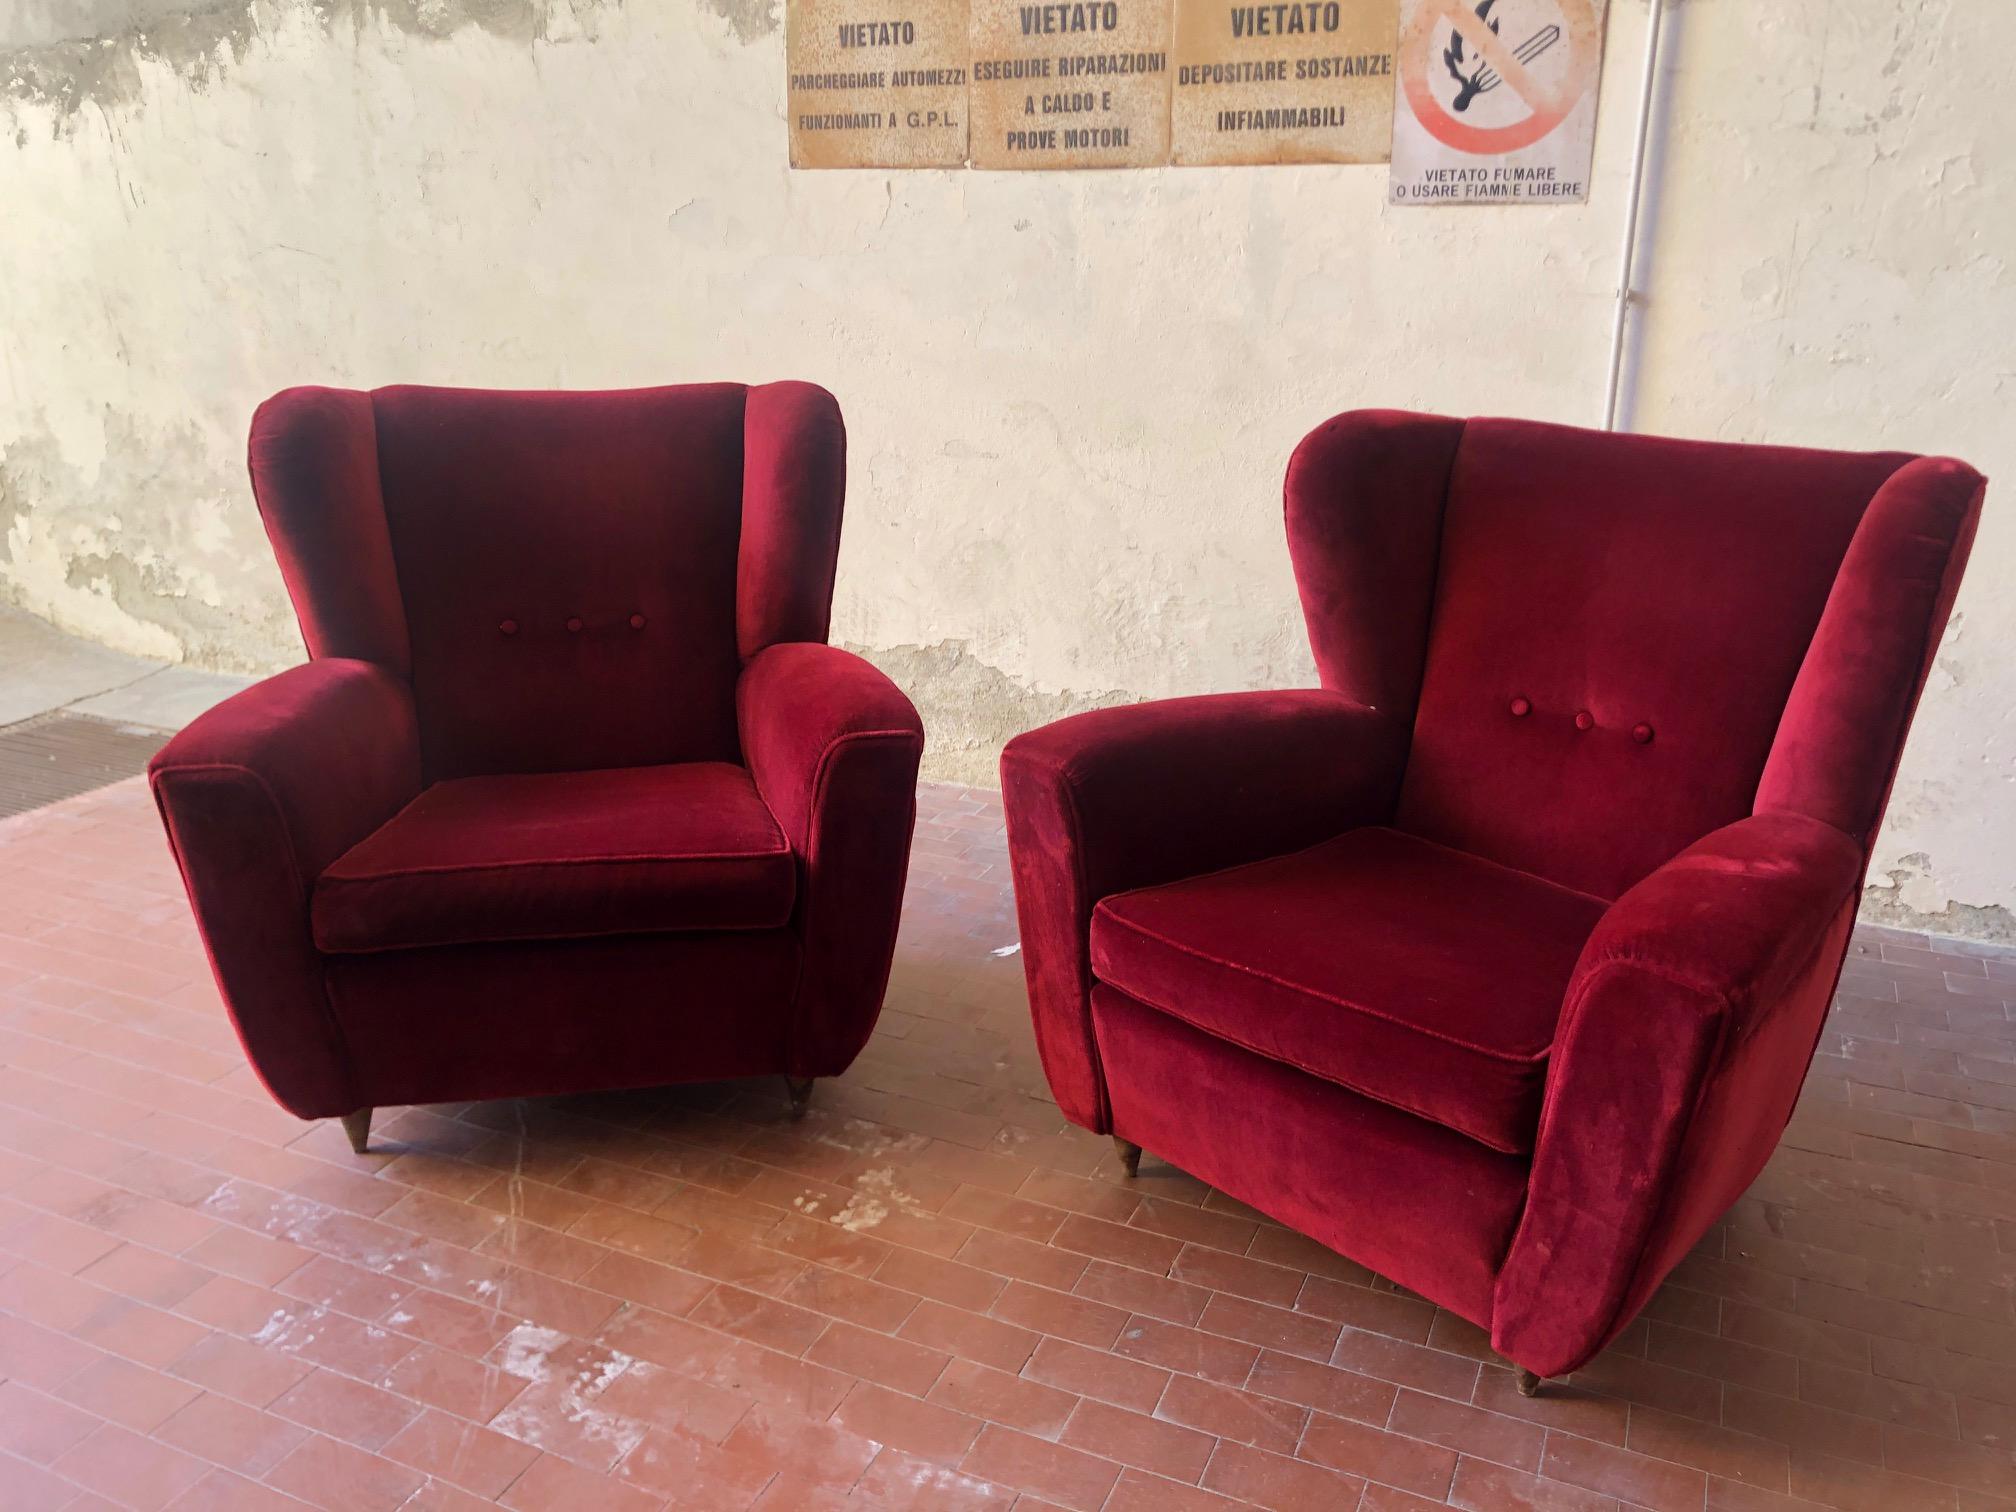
[3,0,2012,931]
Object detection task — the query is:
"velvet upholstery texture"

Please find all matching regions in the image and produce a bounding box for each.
[1094,984,1528,1328]
[1091,827,1606,1154]
[152,380,919,1119]
[1394,421,1912,901]
[738,641,926,1076]
[1000,690,1410,1131]
[327,933,804,1109]
[1002,410,1985,1379]
[312,763,794,953]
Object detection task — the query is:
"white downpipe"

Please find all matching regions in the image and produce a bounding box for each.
[1603,0,1667,432]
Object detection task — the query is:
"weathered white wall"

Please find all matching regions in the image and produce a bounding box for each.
[3,0,2012,935]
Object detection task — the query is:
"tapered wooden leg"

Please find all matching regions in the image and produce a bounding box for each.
[1516,1369,1544,1398]
[339,1109,372,1155]
[1112,1136,1142,1177]
[786,1077,815,1121]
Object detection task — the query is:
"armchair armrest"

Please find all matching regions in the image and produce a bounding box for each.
[737,642,924,1074]
[1000,690,1409,1129]
[150,659,420,1118]
[1492,811,1864,1377]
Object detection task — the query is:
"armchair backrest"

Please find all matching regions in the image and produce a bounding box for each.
[1287,412,1984,901]
[249,381,845,781]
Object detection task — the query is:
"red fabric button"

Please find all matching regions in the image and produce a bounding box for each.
[1632,723,1654,744]
[1509,697,1531,717]
[565,617,583,633]
[1574,710,1595,731]
[498,619,517,636]
[629,614,646,630]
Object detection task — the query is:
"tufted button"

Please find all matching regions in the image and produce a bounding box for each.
[498,619,518,636]
[1632,722,1655,745]
[629,613,647,631]
[565,616,583,633]
[1574,710,1595,731]
[1509,696,1531,718]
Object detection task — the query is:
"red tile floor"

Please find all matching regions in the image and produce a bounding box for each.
[2,778,2014,1511]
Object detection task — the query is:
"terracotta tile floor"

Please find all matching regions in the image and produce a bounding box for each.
[2,778,2014,1511]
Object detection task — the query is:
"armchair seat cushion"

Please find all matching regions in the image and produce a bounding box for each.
[1088,826,1606,1154]
[313,762,795,953]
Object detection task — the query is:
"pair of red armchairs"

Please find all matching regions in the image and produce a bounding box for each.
[153,384,1982,1388]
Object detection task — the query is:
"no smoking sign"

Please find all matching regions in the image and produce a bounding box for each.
[1389,0,1610,205]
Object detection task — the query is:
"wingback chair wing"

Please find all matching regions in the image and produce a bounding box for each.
[151,382,923,1149]
[1001,411,1984,1382]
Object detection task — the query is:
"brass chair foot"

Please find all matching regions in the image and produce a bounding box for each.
[339,1108,372,1154]
[1516,1369,1544,1398]
[1113,1136,1142,1177]
[785,1077,815,1121]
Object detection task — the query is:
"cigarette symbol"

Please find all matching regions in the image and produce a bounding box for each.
[1444,2,1563,112]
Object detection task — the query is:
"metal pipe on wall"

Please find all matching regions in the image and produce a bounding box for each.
[1603,0,1668,432]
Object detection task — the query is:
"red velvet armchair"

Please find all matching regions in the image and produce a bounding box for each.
[1002,412,1984,1386]
[151,382,922,1151]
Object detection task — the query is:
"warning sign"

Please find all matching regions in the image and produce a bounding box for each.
[1388,0,1608,204]
[788,0,971,168]
[969,0,1173,169]
[1170,0,1399,167]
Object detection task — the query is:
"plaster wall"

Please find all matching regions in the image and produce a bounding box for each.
[2,0,2011,934]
